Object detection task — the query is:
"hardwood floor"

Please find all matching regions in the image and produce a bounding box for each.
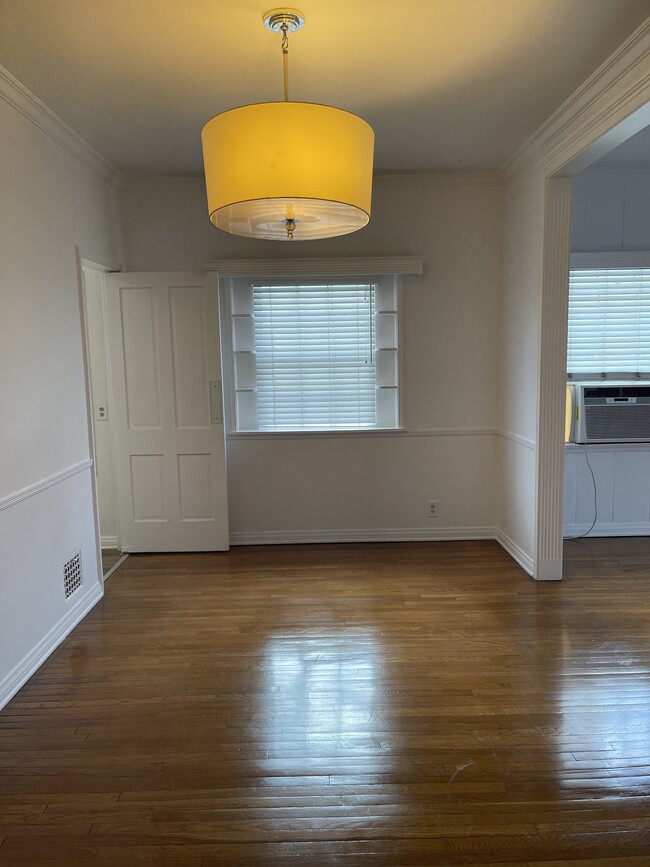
[101,548,125,578]
[2,539,650,865]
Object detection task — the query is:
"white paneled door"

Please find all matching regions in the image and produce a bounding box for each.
[105,272,229,551]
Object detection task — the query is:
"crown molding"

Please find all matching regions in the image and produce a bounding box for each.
[0,64,124,188]
[500,18,650,179]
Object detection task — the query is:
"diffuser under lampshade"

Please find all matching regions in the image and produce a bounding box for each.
[201,101,374,241]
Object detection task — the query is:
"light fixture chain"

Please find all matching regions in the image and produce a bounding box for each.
[281,23,289,101]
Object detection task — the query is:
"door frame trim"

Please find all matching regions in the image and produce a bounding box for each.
[75,247,123,584]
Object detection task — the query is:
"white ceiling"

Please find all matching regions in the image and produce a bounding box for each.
[0,0,647,176]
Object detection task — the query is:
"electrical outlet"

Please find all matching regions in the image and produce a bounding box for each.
[427,500,439,518]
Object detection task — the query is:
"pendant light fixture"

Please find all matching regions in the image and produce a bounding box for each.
[201,8,374,241]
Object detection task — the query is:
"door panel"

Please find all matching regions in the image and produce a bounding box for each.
[105,272,229,552]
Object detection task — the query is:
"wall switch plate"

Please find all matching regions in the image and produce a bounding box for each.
[427,500,439,518]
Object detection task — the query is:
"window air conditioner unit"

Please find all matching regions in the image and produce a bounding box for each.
[574,383,650,444]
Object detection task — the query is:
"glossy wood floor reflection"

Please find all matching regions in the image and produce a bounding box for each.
[100,548,123,577]
[2,540,650,865]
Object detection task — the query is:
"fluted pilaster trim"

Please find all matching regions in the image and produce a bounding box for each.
[534,178,572,580]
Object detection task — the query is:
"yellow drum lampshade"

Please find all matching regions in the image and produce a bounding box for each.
[201,101,374,241]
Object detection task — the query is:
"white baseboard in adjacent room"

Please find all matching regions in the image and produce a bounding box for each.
[564,523,650,538]
[101,536,118,549]
[0,582,103,711]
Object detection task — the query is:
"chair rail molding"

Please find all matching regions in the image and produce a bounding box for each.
[0,459,93,513]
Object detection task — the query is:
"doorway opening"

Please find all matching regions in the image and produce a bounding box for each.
[562,124,650,574]
[79,258,127,579]
[535,97,650,580]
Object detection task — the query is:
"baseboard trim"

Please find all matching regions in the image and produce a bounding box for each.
[231,526,537,578]
[101,536,118,549]
[564,523,650,538]
[0,582,104,711]
[534,559,563,581]
[230,527,498,546]
[495,529,534,576]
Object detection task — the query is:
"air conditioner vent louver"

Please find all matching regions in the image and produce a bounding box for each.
[63,552,83,599]
[585,405,650,440]
[574,383,650,443]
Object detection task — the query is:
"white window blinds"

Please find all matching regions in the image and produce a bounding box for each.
[567,267,650,376]
[254,284,376,430]
[229,277,399,431]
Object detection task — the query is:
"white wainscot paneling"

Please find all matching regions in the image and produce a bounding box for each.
[564,444,650,536]
[0,466,103,709]
[613,449,650,525]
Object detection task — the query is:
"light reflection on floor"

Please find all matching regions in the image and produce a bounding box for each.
[255,628,386,771]
[557,643,650,794]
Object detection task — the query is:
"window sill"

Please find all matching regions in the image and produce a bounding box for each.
[227,428,405,441]
[226,427,499,441]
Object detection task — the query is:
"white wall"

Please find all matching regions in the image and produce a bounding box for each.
[121,177,504,542]
[82,266,119,547]
[572,171,650,252]
[0,72,122,707]
[498,167,545,574]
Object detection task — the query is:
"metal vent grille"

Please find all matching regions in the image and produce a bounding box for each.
[63,552,83,599]
[585,404,650,441]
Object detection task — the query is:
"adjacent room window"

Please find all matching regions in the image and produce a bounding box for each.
[567,264,650,378]
[228,276,400,431]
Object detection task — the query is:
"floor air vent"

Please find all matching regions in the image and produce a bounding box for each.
[63,552,83,599]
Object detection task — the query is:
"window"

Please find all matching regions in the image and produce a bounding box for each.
[567,264,650,378]
[228,275,400,431]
